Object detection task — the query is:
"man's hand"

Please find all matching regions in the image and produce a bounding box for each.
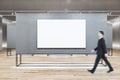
[105,53,108,57]
[91,50,95,53]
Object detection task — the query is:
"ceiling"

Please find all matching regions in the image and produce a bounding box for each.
[0,0,120,21]
[0,0,120,11]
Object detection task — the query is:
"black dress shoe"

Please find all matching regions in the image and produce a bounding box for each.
[88,70,94,74]
[107,69,114,73]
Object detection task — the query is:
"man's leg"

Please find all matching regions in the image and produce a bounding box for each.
[102,55,113,73]
[100,59,107,66]
[92,55,101,72]
[88,55,101,73]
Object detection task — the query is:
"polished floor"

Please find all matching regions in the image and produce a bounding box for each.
[0,49,120,80]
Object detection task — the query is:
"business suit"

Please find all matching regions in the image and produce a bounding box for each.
[91,38,113,73]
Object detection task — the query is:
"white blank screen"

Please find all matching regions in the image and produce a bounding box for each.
[37,19,86,48]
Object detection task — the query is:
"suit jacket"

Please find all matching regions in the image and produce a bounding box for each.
[94,38,107,55]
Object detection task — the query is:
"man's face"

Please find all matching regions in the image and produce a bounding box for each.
[98,32,102,37]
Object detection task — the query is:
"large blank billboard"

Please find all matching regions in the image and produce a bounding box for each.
[37,19,86,48]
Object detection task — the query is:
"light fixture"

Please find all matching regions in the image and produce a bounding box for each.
[66,0,71,4]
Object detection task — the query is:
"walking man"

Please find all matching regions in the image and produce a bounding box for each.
[88,31,113,73]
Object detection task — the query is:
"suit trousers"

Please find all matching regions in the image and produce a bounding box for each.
[92,54,113,72]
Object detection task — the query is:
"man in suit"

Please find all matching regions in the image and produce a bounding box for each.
[88,31,113,73]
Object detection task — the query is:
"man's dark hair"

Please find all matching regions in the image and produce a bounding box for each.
[99,31,104,35]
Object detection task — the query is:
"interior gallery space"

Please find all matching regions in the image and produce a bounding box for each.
[0,0,120,80]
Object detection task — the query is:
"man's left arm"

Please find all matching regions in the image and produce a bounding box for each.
[102,39,107,54]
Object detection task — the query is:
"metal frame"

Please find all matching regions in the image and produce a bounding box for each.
[16,53,22,66]
[15,53,89,66]
[15,48,113,67]
[107,48,113,56]
[7,48,16,56]
[7,48,12,56]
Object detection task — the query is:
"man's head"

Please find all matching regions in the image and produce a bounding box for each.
[98,31,104,38]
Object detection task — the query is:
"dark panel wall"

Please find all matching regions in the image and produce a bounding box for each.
[112,17,120,49]
[0,17,2,50]
[2,24,7,48]
[16,13,111,54]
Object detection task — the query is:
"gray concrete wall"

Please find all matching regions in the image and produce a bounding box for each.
[16,13,111,54]
[106,23,113,48]
[7,23,16,48]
